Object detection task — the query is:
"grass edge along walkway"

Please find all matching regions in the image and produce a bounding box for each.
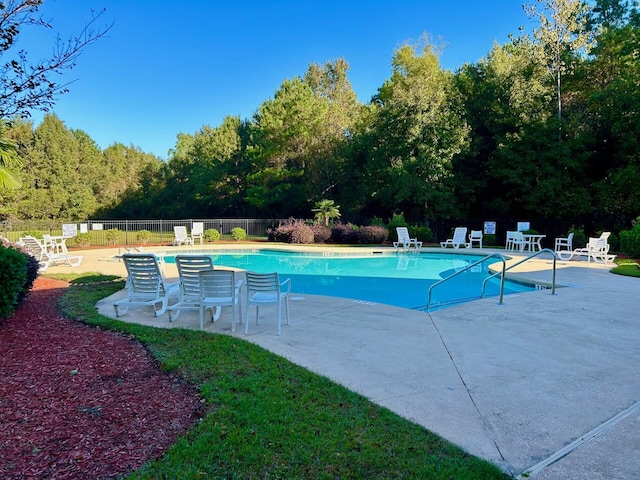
[56,272,512,480]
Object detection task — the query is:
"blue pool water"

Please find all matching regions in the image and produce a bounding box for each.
[161,250,534,310]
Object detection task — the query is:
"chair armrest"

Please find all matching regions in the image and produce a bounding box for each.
[280,278,292,293]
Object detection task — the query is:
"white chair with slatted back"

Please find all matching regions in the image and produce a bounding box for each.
[244,272,291,335]
[113,253,179,317]
[198,269,243,331]
[166,254,214,321]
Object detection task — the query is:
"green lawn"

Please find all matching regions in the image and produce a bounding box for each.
[612,259,640,278]
[55,273,511,479]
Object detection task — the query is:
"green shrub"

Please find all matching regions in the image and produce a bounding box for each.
[204,228,220,242]
[230,227,246,241]
[72,233,92,248]
[356,225,388,244]
[619,218,640,258]
[409,225,433,243]
[136,229,152,244]
[386,213,408,242]
[0,245,29,318]
[105,228,121,245]
[569,225,586,248]
[483,234,497,246]
[22,229,41,239]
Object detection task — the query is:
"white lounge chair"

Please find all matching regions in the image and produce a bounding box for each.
[441,227,468,249]
[554,232,574,253]
[167,255,214,321]
[191,222,204,245]
[172,226,193,246]
[245,271,291,335]
[113,253,179,317]
[393,227,422,251]
[557,232,616,265]
[467,230,483,248]
[19,235,82,270]
[199,269,243,331]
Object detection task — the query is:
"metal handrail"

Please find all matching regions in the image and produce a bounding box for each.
[426,253,507,310]
[481,248,558,298]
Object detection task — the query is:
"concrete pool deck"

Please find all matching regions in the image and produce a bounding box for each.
[50,245,639,479]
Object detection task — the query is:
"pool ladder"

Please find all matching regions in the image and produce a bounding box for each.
[425,249,558,311]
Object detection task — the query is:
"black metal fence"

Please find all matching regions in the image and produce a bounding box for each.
[1,218,290,247]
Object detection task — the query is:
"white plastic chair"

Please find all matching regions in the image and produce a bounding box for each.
[245,272,291,335]
[113,253,179,317]
[172,226,193,246]
[199,269,243,331]
[393,227,422,251]
[441,227,468,249]
[510,231,527,252]
[20,235,82,270]
[554,232,574,252]
[191,222,204,245]
[467,230,483,248]
[167,255,214,321]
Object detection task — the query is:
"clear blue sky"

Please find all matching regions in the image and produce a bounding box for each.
[22,1,533,159]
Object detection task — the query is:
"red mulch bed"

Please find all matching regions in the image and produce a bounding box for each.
[0,277,202,479]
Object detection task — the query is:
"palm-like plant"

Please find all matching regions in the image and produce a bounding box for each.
[0,123,22,189]
[312,199,341,226]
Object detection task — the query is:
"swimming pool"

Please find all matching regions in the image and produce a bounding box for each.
[160,249,534,310]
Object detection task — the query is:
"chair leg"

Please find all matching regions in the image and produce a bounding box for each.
[199,305,205,330]
[284,297,290,326]
[277,302,281,336]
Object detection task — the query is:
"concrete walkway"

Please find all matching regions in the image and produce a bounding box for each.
[54,246,639,479]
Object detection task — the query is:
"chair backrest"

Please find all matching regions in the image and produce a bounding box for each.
[175,255,214,298]
[192,222,204,236]
[396,227,411,243]
[453,227,467,242]
[21,236,47,258]
[246,271,280,295]
[122,253,164,295]
[199,269,235,299]
[512,231,525,241]
[469,230,482,240]
[174,226,188,240]
[42,234,54,249]
[588,237,609,253]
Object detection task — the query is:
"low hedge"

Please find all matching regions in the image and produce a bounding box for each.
[0,243,40,318]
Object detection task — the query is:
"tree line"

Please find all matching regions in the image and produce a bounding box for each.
[2,0,639,239]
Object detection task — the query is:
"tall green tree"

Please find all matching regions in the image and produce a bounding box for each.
[248,77,329,217]
[352,38,469,222]
[525,0,593,125]
[580,0,640,226]
[160,115,248,217]
[303,58,361,199]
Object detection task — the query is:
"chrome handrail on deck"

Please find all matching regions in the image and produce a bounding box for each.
[481,248,558,298]
[426,253,507,311]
